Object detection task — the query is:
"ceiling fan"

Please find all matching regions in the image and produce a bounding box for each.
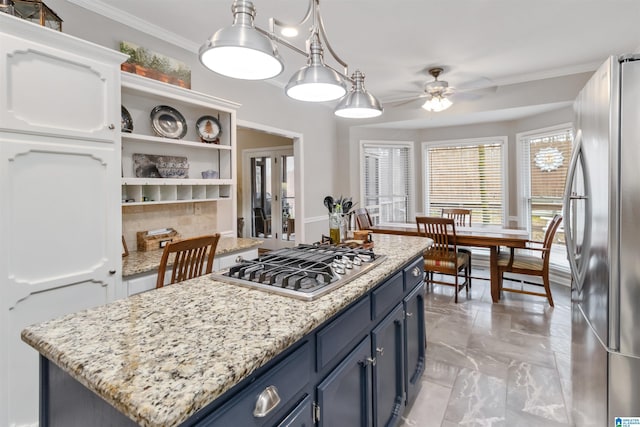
[421,68,455,111]
[386,67,493,111]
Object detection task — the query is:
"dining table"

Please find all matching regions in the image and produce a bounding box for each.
[368,222,530,303]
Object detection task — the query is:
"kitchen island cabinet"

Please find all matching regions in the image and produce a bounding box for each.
[22,234,431,427]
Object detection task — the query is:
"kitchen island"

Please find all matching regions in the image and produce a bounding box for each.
[22,234,431,427]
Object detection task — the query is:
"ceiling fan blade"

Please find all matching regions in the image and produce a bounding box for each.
[449,85,497,101]
[384,93,427,107]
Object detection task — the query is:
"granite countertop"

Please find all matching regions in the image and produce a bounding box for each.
[122,237,262,277]
[22,234,431,427]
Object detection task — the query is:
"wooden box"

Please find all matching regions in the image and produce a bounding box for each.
[136,228,180,252]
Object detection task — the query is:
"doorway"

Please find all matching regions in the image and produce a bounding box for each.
[238,123,302,250]
[246,148,295,248]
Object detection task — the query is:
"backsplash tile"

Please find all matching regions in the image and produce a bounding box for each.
[122,202,217,251]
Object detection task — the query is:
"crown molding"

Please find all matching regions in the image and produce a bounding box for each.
[492,61,600,88]
[66,0,200,53]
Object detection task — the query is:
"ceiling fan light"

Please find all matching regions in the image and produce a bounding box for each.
[199,0,284,80]
[334,70,383,118]
[422,96,452,112]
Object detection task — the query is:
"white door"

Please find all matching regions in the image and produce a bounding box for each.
[0,139,120,426]
[243,148,295,250]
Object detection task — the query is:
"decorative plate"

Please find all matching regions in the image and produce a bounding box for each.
[196,115,222,143]
[121,105,133,133]
[150,105,187,139]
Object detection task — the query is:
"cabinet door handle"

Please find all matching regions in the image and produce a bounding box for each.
[109,270,116,275]
[411,266,421,277]
[108,124,115,130]
[253,385,281,418]
[376,347,384,356]
[359,356,377,367]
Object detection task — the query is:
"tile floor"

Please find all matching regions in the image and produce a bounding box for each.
[402,268,572,427]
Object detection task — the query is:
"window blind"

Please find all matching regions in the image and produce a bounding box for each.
[426,142,503,225]
[362,143,411,224]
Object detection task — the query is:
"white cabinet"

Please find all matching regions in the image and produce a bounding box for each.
[120,72,240,206]
[0,13,126,427]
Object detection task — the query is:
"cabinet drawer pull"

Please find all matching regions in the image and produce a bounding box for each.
[366,356,376,366]
[406,312,413,318]
[376,347,384,356]
[108,124,115,130]
[253,385,281,418]
[411,266,421,277]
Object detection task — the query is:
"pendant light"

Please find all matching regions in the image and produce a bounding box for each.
[199,0,284,80]
[200,0,383,118]
[285,33,347,102]
[334,70,383,118]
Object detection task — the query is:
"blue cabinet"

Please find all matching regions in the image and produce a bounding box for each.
[181,343,312,427]
[404,283,426,407]
[316,336,373,427]
[276,395,314,427]
[315,256,424,427]
[372,304,405,427]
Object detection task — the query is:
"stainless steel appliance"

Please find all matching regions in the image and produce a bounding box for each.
[211,244,386,300]
[564,54,640,426]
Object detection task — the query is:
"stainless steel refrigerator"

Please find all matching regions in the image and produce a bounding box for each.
[564,54,640,426]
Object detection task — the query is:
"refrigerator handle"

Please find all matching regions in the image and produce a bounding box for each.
[563,129,588,289]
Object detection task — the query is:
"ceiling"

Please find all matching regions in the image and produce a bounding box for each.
[69,0,640,129]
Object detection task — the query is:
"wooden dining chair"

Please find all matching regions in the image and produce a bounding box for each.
[156,234,221,288]
[416,216,471,303]
[497,214,562,306]
[441,208,472,226]
[354,208,374,230]
[441,208,473,285]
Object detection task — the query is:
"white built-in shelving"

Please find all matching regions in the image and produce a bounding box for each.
[120,72,239,206]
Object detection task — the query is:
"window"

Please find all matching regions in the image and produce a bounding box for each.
[422,137,507,225]
[518,124,572,268]
[361,141,413,224]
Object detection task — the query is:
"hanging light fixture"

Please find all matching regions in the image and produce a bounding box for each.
[285,33,346,102]
[199,0,284,80]
[422,95,452,112]
[421,67,453,112]
[335,70,383,118]
[199,0,382,117]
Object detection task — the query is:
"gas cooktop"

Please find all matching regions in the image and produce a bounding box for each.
[210,243,386,300]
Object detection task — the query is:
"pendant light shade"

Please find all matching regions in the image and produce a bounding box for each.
[334,70,383,118]
[199,0,284,80]
[285,35,346,102]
